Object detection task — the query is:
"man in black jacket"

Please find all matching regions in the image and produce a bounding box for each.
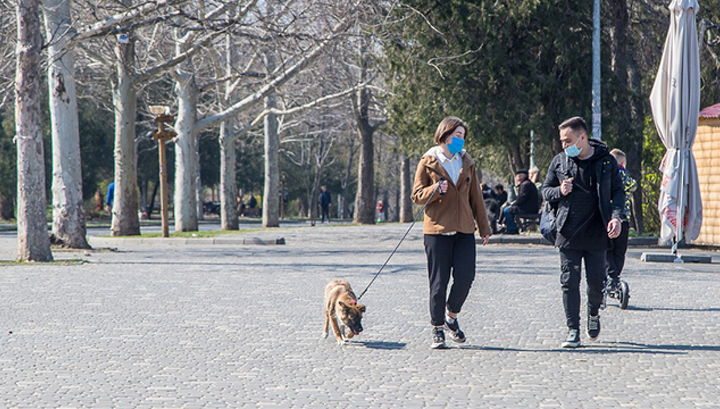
[318,185,332,223]
[501,169,539,234]
[541,117,624,348]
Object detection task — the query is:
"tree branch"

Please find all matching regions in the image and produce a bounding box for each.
[194,7,359,132]
[231,82,368,139]
[67,0,190,47]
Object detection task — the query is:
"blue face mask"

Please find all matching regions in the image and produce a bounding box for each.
[564,141,582,158]
[447,137,465,154]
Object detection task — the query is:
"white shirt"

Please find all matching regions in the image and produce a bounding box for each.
[424,146,466,236]
[433,147,464,185]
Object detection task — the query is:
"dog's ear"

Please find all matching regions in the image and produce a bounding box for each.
[357,304,366,313]
[337,300,347,309]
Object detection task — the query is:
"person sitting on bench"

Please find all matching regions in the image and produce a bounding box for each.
[501,169,539,234]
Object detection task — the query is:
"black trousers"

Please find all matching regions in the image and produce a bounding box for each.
[424,233,476,326]
[606,221,630,279]
[559,248,606,329]
[320,205,330,222]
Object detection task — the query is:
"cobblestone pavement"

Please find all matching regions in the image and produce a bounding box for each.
[1,223,719,408]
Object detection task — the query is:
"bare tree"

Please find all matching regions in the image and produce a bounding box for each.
[351,35,388,224]
[42,0,90,249]
[185,1,360,230]
[69,0,213,235]
[15,0,53,261]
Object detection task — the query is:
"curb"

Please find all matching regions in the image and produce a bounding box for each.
[88,236,286,246]
[481,234,660,247]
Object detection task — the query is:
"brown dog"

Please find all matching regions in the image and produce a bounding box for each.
[322,279,366,343]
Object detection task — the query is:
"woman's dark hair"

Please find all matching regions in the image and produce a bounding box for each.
[433,117,468,145]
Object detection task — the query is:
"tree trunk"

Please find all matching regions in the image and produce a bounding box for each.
[173,72,199,232]
[507,145,526,174]
[0,193,14,220]
[148,178,159,219]
[219,30,239,230]
[339,137,357,219]
[219,118,239,229]
[15,0,53,261]
[263,93,280,228]
[354,112,375,224]
[400,156,414,222]
[262,45,280,228]
[110,33,140,236]
[43,0,90,249]
[139,176,147,215]
[352,42,377,225]
[196,149,203,220]
[609,0,644,233]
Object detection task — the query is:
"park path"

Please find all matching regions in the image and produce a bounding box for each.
[1,223,719,408]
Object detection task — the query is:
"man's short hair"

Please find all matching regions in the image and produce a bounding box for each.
[515,169,528,175]
[609,148,626,162]
[494,184,504,191]
[558,116,588,135]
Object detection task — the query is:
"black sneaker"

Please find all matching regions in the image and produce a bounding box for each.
[608,277,620,292]
[587,314,601,340]
[431,327,448,349]
[444,318,467,343]
[562,328,580,348]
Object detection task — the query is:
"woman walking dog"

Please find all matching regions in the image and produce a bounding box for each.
[412,116,491,349]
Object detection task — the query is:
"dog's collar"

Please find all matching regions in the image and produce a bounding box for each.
[349,300,356,305]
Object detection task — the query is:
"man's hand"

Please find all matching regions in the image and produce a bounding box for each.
[607,218,622,239]
[560,178,574,196]
[480,235,490,246]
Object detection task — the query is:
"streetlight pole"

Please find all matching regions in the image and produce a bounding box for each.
[592,0,602,140]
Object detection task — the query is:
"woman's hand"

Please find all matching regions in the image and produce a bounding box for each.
[438,180,448,194]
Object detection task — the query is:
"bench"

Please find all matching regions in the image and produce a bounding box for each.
[515,212,541,232]
[242,208,260,218]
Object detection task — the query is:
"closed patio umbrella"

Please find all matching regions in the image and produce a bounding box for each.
[649,0,703,259]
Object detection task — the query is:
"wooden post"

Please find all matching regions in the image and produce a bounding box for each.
[153,113,176,238]
[158,123,169,238]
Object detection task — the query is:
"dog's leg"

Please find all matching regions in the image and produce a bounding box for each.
[329,313,345,344]
[322,311,329,339]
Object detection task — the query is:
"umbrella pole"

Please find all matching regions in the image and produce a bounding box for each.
[672,237,684,263]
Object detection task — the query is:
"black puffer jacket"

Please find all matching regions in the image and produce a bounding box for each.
[540,139,624,235]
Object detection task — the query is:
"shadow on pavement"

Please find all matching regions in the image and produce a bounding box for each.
[454,341,720,354]
[349,340,406,350]
[626,305,720,312]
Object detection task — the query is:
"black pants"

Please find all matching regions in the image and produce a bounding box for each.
[424,233,476,326]
[320,205,330,222]
[606,221,629,279]
[559,248,606,329]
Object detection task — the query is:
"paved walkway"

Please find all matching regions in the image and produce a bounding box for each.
[1,222,719,408]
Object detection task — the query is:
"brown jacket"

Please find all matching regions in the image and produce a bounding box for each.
[412,149,492,236]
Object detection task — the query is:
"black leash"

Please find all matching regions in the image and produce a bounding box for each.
[356,180,444,301]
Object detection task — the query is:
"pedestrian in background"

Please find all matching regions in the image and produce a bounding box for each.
[501,169,539,234]
[541,116,624,348]
[318,185,332,223]
[412,116,491,349]
[105,181,115,213]
[606,149,637,291]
